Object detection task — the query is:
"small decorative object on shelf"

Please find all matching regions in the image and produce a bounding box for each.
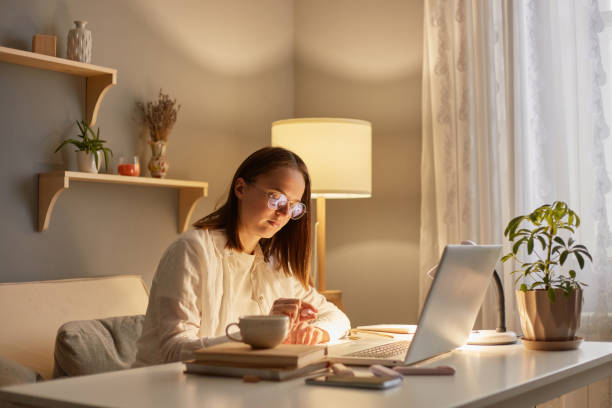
[118,156,141,177]
[32,34,56,56]
[54,120,113,174]
[67,20,92,63]
[502,201,592,350]
[148,141,168,178]
[137,89,180,178]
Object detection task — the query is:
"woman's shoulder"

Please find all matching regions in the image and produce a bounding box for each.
[175,228,227,256]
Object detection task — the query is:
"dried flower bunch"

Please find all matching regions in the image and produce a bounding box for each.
[137,89,181,142]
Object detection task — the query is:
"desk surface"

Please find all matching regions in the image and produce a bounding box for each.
[1,341,612,408]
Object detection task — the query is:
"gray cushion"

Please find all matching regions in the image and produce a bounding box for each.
[53,315,145,378]
[0,355,42,387]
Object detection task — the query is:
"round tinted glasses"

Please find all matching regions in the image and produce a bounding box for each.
[250,184,307,220]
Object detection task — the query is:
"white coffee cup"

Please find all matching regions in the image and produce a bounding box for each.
[225,315,290,349]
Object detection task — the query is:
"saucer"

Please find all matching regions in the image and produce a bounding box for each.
[521,336,583,351]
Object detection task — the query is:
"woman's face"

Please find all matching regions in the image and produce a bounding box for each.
[235,166,306,248]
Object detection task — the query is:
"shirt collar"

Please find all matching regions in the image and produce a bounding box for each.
[210,229,265,262]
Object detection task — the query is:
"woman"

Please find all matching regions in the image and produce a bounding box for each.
[134,147,351,366]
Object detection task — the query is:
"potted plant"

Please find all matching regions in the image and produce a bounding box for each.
[501,201,591,348]
[54,120,113,174]
[137,89,180,178]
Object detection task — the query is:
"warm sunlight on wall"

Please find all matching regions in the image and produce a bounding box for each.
[129,0,293,75]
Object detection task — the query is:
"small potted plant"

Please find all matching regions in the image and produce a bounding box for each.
[54,120,113,174]
[137,89,180,178]
[501,201,591,349]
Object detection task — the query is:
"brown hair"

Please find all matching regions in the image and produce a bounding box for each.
[193,147,312,288]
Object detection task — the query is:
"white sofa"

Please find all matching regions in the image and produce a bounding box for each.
[0,275,149,384]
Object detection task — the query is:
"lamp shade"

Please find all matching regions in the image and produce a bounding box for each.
[271,118,372,198]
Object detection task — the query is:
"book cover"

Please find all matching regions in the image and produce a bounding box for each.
[184,361,328,381]
[192,343,326,369]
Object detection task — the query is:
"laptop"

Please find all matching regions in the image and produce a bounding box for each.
[327,244,502,366]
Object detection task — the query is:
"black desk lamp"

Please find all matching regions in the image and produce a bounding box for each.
[466,267,517,345]
[428,240,517,345]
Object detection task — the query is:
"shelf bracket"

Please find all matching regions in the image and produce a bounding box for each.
[38,173,69,232]
[86,73,116,126]
[178,187,205,233]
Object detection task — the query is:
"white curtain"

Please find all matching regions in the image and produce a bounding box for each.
[420,0,518,332]
[421,0,612,340]
[513,0,612,340]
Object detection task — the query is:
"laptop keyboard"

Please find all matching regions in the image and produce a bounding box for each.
[346,340,411,358]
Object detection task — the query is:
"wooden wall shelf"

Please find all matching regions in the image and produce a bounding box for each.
[38,171,208,233]
[0,45,116,126]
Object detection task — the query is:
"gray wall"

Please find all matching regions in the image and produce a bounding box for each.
[0,0,294,283]
[0,0,422,326]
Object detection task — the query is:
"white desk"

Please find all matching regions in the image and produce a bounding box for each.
[1,342,611,408]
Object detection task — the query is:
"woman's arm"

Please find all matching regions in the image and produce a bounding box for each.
[287,280,351,341]
[146,238,206,362]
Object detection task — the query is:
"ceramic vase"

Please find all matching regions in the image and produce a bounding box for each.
[148,141,168,178]
[67,20,92,63]
[516,288,582,341]
[76,151,102,173]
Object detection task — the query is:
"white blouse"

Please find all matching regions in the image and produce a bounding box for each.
[134,229,351,366]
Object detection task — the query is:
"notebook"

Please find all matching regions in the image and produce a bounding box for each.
[327,244,502,366]
[192,343,326,369]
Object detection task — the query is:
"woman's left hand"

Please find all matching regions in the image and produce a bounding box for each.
[282,321,330,345]
[269,298,317,330]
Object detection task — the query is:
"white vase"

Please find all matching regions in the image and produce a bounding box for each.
[67,20,92,63]
[76,151,102,173]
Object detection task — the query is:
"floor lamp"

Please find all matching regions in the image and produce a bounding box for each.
[271,118,372,310]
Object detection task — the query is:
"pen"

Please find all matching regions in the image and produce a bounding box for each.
[349,329,395,339]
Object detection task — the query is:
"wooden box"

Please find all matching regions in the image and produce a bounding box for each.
[32,34,56,57]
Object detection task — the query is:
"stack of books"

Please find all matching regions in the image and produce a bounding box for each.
[184,343,328,381]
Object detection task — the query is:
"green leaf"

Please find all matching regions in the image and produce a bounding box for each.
[537,236,547,250]
[551,245,563,255]
[575,252,585,269]
[103,149,110,172]
[512,238,525,255]
[501,253,513,263]
[54,139,82,153]
[553,236,565,246]
[527,238,534,254]
[569,270,576,279]
[560,251,568,265]
[505,215,524,237]
[520,284,528,292]
[547,288,556,302]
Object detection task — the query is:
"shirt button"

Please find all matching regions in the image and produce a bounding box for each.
[258,295,264,302]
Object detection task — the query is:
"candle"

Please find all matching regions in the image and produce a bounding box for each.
[118,163,140,177]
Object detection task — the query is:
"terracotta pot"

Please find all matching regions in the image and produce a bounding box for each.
[516,288,582,341]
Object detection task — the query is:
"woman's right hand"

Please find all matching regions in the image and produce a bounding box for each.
[282,321,329,345]
[269,298,317,330]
